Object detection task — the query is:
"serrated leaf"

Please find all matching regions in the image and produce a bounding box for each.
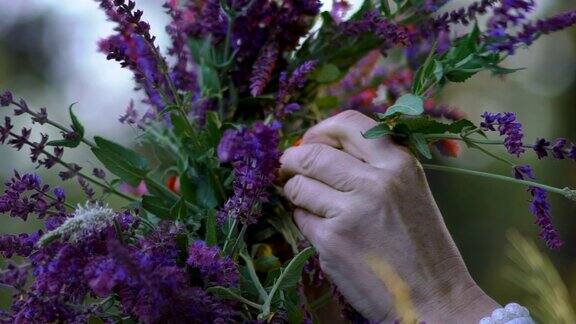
[412,133,432,159]
[363,124,393,139]
[383,94,424,118]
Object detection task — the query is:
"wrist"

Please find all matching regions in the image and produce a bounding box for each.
[417,280,499,323]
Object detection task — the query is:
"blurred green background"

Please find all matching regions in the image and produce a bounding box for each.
[0,0,575,320]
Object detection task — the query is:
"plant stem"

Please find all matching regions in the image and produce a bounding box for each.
[34,188,75,210]
[11,100,96,148]
[422,163,568,196]
[222,218,238,254]
[240,253,268,303]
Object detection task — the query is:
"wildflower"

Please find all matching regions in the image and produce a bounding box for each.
[480,112,525,156]
[0,232,42,258]
[217,122,281,224]
[250,42,279,97]
[276,61,317,116]
[551,138,568,159]
[0,90,13,107]
[513,165,563,250]
[532,138,550,159]
[187,240,238,286]
[331,0,351,23]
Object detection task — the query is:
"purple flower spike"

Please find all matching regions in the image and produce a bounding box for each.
[513,164,534,180]
[0,91,13,107]
[187,241,238,286]
[533,138,550,159]
[551,138,568,159]
[250,42,279,97]
[480,112,525,156]
[528,187,563,250]
[217,122,281,225]
[513,165,563,250]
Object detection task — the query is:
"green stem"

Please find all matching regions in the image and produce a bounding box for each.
[470,142,515,166]
[422,164,568,196]
[35,188,75,210]
[231,224,247,255]
[240,253,268,303]
[222,218,238,254]
[11,131,135,202]
[11,100,96,148]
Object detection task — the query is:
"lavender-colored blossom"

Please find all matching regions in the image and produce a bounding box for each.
[480,112,525,156]
[489,10,576,53]
[276,60,317,117]
[551,138,568,159]
[532,138,550,159]
[250,42,279,97]
[513,165,563,250]
[0,172,67,222]
[331,0,351,23]
[0,262,30,289]
[0,232,42,258]
[92,168,106,180]
[341,11,410,51]
[217,121,281,224]
[0,90,13,107]
[187,240,238,286]
[512,164,534,180]
[164,1,198,93]
[97,0,173,113]
[528,187,563,250]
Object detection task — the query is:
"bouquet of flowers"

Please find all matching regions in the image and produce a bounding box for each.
[1,0,575,322]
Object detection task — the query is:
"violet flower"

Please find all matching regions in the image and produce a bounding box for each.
[480,112,525,156]
[217,121,281,225]
[187,240,238,286]
[250,42,279,97]
[512,165,563,250]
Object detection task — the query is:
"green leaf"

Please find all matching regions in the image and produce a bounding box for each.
[170,198,188,221]
[142,195,173,219]
[314,64,341,83]
[383,94,424,118]
[363,124,393,139]
[207,287,262,310]
[411,133,432,159]
[315,96,339,110]
[69,103,85,138]
[47,103,85,148]
[205,209,218,246]
[394,117,476,135]
[260,247,315,319]
[91,137,149,186]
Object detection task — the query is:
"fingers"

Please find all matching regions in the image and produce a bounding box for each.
[283,175,344,218]
[280,143,375,192]
[302,110,408,168]
[293,208,324,247]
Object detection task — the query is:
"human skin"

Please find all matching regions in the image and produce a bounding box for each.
[280,110,499,323]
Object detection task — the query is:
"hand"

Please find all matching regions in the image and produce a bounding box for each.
[280,110,498,323]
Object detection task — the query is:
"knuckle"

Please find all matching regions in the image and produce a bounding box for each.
[299,144,326,172]
[284,175,305,203]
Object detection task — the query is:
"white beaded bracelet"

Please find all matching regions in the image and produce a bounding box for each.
[479,303,535,324]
